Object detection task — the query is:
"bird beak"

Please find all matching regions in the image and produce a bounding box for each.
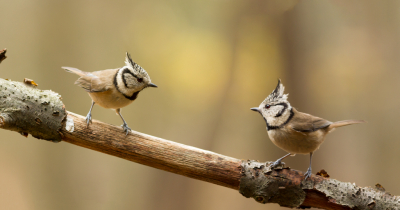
[250,107,260,112]
[148,83,158,88]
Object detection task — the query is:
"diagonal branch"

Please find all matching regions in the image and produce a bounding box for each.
[0,77,399,209]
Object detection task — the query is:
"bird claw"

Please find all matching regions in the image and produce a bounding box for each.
[85,113,92,127]
[121,123,132,136]
[304,167,312,180]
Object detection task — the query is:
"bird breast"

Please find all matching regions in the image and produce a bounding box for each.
[88,88,134,109]
[267,126,326,154]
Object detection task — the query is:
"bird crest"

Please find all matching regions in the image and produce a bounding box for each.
[263,79,289,105]
[125,52,149,77]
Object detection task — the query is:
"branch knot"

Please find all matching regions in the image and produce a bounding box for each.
[239,160,306,208]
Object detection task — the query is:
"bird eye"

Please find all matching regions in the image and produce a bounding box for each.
[137,78,143,83]
[265,104,271,109]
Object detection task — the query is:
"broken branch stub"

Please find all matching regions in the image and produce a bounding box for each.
[0,78,66,142]
[0,48,6,64]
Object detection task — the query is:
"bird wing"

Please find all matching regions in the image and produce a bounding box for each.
[63,67,117,93]
[88,68,119,92]
[290,110,332,133]
[74,75,109,92]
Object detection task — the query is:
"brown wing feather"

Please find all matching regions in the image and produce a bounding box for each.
[62,67,87,77]
[290,109,332,133]
[89,69,118,92]
[63,67,117,92]
[73,77,103,92]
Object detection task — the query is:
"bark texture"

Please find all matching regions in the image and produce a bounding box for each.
[1,77,399,209]
[240,160,400,209]
[0,78,66,142]
[62,112,242,189]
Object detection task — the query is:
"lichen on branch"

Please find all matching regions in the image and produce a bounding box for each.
[0,78,66,142]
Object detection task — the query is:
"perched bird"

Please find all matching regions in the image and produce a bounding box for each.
[251,80,364,179]
[62,52,157,135]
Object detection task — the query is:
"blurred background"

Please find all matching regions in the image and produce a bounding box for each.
[0,0,399,209]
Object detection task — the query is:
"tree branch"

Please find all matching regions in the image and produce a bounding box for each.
[62,111,242,189]
[1,77,399,209]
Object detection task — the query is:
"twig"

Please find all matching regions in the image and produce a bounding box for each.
[0,77,399,209]
[0,48,7,64]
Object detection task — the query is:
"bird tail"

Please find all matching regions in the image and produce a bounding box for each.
[62,67,87,77]
[329,120,366,129]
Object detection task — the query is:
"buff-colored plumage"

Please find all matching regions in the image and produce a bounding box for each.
[268,108,364,155]
[63,67,135,109]
[251,80,365,179]
[63,52,157,135]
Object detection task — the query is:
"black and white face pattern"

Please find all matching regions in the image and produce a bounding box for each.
[120,68,149,89]
[258,80,293,129]
[115,53,153,98]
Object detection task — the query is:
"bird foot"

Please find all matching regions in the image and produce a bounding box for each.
[271,159,285,168]
[121,123,132,136]
[304,167,312,180]
[85,113,92,127]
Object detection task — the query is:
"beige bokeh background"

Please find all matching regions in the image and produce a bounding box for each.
[1,0,400,209]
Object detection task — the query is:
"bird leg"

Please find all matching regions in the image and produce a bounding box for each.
[117,108,131,135]
[304,152,313,180]
[86,101,95,127]
[271,153,291,168]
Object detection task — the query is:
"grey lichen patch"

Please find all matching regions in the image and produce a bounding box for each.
[315,179,400,209]
[239,160,306,208]
[301,178,315,190]
[0,78,66,142]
